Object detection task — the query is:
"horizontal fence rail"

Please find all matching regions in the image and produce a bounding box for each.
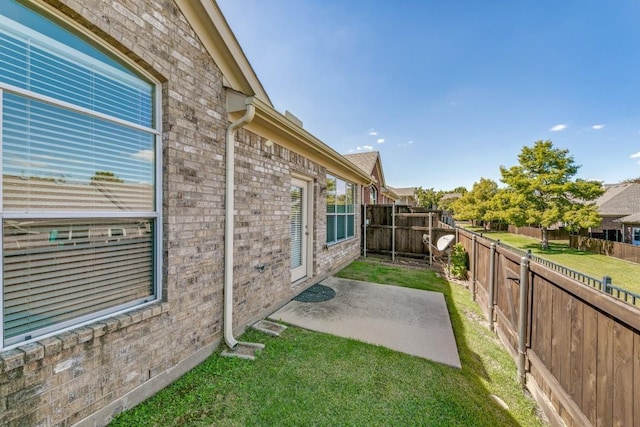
[465,228,640,308]
[456,228,640,426]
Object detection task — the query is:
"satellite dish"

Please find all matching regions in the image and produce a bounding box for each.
[436,234,455,252]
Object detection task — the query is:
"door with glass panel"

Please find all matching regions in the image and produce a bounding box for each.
[291,178,309,281]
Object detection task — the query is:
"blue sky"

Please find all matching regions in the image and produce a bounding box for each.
[218,0,640,190]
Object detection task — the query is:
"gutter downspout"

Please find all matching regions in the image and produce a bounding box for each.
[224,97,255,350]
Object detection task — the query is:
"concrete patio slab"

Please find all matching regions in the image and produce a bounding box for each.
[269,276,461,368]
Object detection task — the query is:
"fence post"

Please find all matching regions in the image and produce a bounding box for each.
[488,243,496,331]
[602,275,612,294]
[518,256,530,388]
[428,212,433,267]
[363,204,367,258]
[471,235,477,301]
[391,204,396,262]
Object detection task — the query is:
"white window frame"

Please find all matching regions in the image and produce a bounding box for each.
[370,186,378,205]
[326,174,356,245]
[0,4,162,350]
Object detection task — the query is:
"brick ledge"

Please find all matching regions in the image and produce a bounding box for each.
[0,302,170,374]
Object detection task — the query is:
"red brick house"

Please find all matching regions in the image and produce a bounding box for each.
[589,183,640,242]
[343,151,398,204]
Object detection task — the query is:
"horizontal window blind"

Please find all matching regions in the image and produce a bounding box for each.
[1,2,159,348]
[291,186,303,269]
[0,15,153,127]
[3,93,154,211]
[3,219,154,342]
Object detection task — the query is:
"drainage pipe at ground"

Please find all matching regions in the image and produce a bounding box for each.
[224,94,255,350]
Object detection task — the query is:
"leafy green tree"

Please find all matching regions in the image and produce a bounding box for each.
[499,140,604,248]
[438,187,468,213]
[415,187,443,209]
[451,178,498,228]
[451,186,468,195]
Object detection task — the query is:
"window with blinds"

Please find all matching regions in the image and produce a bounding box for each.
[326,175,355,244]
[291,186,303,269]
[0,1,160,348]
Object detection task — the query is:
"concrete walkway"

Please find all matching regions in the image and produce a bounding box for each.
[269,276,461,368]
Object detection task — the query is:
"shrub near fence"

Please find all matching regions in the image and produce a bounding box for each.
[458,228,640,427]
[570,235,640,264]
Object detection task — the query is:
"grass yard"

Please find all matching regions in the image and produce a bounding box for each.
[110,259,544,427]
[473,230,640,295]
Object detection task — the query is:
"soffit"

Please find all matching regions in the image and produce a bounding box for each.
[238,98,371,185]
[175,0,271,105]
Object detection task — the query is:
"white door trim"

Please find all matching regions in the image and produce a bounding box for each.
[291,177,313,282]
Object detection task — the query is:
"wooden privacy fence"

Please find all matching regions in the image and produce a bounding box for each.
[458,228,640,427]
[570,235,640,264]
[507,225,573,241]
[362,205,455,259]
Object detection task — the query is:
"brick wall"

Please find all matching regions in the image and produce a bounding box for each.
[590,215,624,233]
[361,162,395,205]
[0,1,361,426]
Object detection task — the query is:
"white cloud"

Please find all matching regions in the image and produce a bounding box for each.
[368,130,378,136]
[550,124,567,132]
[356,145,373,151]
[630,152,640,159]
[132,149,154,162]
[592,124,605,130]
[398,140,414,147]
[377,138,385,144]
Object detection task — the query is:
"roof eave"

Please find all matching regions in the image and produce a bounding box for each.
[235,98,372,185]
[175,0,272,106]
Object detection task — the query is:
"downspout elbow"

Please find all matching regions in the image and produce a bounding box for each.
[224,103,255,350]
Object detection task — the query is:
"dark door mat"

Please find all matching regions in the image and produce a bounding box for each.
[293,283,336,302]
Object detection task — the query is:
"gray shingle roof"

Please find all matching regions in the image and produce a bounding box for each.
[596,183,640,216]
[618,212,640,224]
[343,151,379,176]
[391,187,416,197]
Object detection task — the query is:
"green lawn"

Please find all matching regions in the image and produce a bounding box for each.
[110,259,545,427]
[472,230,640,295]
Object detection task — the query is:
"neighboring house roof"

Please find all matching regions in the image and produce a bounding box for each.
[343,151,390,193]
[382,186,399,201]
[618,213,640,224]
[343,152,380,178]
[595,183,640,216]
[441,192,462,201]
[391,187,417,197]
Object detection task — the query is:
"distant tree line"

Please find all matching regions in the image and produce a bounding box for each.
[417,140,605,249]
